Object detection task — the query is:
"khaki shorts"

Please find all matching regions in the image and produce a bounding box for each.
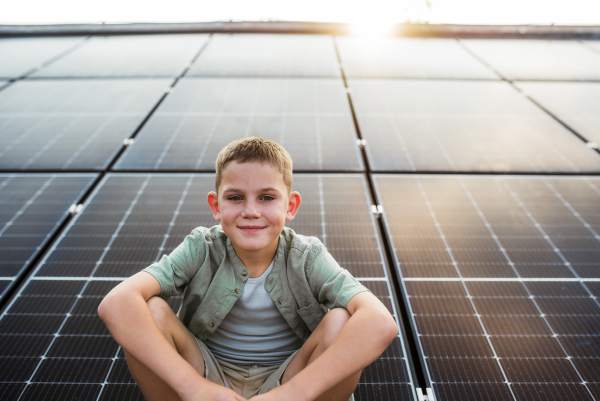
[194,337,299,399]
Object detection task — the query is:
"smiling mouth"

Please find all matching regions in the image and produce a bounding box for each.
[238,225,265,231]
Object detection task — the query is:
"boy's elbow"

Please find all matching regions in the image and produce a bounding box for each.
[382,314,398,344]
[97,292,119,324]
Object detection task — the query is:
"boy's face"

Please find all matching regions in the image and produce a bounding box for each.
[207,161,301,256]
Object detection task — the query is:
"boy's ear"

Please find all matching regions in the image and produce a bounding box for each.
[207,191,221,221]
[285,191,302,222]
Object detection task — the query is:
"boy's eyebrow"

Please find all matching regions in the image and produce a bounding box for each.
[222,187,281,193]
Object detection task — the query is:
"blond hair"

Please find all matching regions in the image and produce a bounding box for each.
[215,137,293,195]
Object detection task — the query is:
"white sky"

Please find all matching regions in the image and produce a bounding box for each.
[2,0,600,26]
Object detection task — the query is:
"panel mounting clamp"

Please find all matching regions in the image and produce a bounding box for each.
[417,388,435,401]
[164,87,174,93]
[356,139,367,147]
[68,204,84,215]
[586,142,599,150]
[371,205,383,216]
[123,138,135,146]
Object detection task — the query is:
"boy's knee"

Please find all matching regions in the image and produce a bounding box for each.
[147,296,173,330]
[320,308,351,347]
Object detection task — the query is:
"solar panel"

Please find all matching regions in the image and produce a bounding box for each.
[461,39,600,81]
[31,35,209,78]
[0,37,84,79]
[0,173,96,301]
[516,82,600,145]
[0,79,171,170]
[336,37,498,80]
[0,173,415,401]
[187,34,341,77]
[349,79,600,172]
[114,78,363,171]
[374,175,600,401]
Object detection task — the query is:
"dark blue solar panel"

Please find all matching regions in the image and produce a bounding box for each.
[0,174,96,300]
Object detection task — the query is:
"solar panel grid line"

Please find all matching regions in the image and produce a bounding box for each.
[500,180,600,303]
[456,178,597,398]
[0,175,55,237]
[21,117,85,169]
[543,179,600,240]
[191,81,235,170]
[412,177,519,401]
[373,82,415,171]
[402,278,600,282]
[152,176,195,261]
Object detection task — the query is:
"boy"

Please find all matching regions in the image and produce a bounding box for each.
[98,137,398,401]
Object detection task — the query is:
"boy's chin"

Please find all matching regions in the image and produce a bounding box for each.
[232,236,279,253]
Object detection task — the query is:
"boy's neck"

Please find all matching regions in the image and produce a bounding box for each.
[231,239,279,278]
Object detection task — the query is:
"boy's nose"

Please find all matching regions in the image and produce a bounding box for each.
[242,201,260,218]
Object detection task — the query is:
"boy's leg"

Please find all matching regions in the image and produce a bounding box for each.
[124,296,207,401]
[281,308,361,401]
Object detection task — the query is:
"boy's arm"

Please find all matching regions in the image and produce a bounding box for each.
[98,271,245,401]
[254,291,398,401]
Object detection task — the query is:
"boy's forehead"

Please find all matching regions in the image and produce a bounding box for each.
[219,160,287,192]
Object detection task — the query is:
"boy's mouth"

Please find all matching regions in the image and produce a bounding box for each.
[238,225,265,232]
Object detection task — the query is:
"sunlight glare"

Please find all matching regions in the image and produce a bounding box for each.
[351,19,396,37]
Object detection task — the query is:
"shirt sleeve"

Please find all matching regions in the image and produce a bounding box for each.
[307,244,370,310]
[143,230,206,299]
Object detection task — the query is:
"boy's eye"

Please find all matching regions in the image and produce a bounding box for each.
[228,196,243,201]
[261,195,275,201]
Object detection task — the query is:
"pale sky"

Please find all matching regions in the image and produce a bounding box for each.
[2,0,600,26]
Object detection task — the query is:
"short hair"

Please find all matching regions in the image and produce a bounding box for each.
[215,137,293,195]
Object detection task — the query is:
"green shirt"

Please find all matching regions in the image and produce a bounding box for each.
[144,225,369,342]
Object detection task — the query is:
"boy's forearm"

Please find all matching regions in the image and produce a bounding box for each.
[98,291,207,398]
[284,307,397,401]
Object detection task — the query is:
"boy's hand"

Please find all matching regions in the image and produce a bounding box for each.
[184,381,247,401]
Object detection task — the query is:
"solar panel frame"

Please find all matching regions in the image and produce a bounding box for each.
[0,79,172,171]
[186,34,342,77]
[31,34,209,78]
[0,37,85,79]
[460,39,600,81]
[0,173,417,401]
[348,79,600,173]
[0,173,97,301]
[374,175,600,401]
[335,37,498,80]
[114,77,364,172]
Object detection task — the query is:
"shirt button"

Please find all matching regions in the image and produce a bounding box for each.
[235,288,241,294]
[242,271,248,277]
[208,322,214,328]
